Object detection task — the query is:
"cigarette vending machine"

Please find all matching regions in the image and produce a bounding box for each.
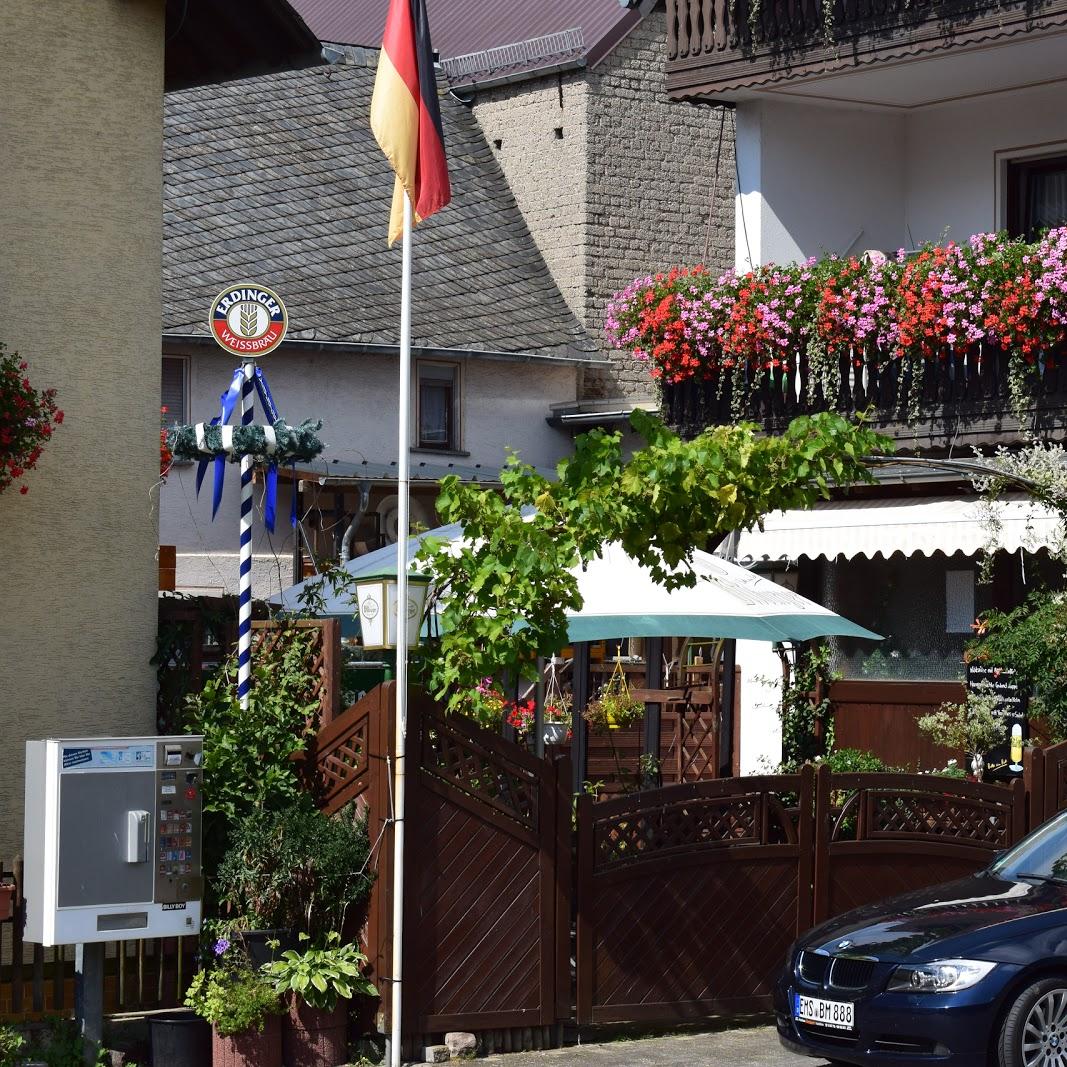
[23,736,204,946]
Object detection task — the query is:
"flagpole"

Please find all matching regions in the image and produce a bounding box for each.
[390,189,413,1067]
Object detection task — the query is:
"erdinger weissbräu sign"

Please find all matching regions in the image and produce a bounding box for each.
[966,660,1029,776]
[209,285,288,357]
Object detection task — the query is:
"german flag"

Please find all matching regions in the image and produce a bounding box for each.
[371,0,451,246]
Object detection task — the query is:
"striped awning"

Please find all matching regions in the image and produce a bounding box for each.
[733,495,1062,563]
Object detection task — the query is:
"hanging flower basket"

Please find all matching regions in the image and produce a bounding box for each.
[583,650,644,733]
[0,343,63,496]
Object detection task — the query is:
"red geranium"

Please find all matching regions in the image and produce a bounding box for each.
[0,343,62,496]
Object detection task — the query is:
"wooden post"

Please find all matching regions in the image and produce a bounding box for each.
[571,643,590,795]
[718,639,737,778]
[642,637,663,789]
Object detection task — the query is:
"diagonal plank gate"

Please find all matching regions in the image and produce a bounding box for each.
[310,685,1046,1051]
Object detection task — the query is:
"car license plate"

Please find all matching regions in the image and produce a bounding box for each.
[794,993,855,1031]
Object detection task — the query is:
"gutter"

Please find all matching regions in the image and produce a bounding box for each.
[162,332,610,368]
[448,57,587,95]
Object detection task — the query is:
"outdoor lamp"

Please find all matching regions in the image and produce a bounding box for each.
[352,570,431,650]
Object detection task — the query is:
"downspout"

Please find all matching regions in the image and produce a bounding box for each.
[339,481,371,565]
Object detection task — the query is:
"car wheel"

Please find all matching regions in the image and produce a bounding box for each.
[999,976,1067,1066]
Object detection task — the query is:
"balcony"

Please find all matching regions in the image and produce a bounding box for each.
[661,350,1067,448]
[665,0,1067,101]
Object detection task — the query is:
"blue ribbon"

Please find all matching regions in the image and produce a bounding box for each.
[253,368,281,533]
[195,365,298,533]
[196,368,245,519]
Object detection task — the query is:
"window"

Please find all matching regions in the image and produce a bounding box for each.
[417,362,459,451]
[1006,154,1067,240]
[161,356,188,425]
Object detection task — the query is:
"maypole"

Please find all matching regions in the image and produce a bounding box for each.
[237,361,256,709]
[166,284,324,706]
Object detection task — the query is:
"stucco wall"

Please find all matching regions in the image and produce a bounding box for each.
[471,12,736,402]
[471,74,590,324]
[0,1,163,855]
[736,99,905,269]
[160,346,578,597]
[905,82,1067,244]
[738,82,1067,270]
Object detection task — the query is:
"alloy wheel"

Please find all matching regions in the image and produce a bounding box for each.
[1023,989,1067,1066]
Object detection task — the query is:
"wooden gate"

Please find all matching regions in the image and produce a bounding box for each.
[813,767,1025,924]
[576,767,814,1023]
[313,683,570,1049]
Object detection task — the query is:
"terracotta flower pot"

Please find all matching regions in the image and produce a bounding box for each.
[213,1015,283,1067]
[282,998,348,1067]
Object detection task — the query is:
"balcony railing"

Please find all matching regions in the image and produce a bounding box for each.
[665,0,1067,98]
[661,348,1067,443]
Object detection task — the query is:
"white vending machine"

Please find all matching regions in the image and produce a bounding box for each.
[23,736,204,946]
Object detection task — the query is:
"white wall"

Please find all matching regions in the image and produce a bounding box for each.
[737,639,785,774]
[160,346,578,596]
[735,99,905,269]
[905,82,1067,244]
[737,82,1067,269]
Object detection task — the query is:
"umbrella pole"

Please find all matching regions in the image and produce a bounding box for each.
[571,642,590,795]
[642,637,663,789]
[718,639,738,778]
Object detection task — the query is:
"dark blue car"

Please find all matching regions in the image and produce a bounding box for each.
[776,809,1067,1067]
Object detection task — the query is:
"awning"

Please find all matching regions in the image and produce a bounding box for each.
[733,495,1062,563]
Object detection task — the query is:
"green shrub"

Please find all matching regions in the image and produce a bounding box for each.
[0,1025,23,1067]
[184,629,321,824]
[264,932,376,1012]
[818,748,894,773]
[215,803,373,940]
[185,950,282,1035]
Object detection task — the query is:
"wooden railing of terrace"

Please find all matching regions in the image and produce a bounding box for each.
[662,353,1067,443]
[665,0,1067,99]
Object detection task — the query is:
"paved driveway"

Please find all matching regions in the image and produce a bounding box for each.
[483,1026,829,1067]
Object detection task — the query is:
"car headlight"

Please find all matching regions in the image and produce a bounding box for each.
[887,959,997,993]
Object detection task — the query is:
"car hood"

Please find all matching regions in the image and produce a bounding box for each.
[802,874,1067,963]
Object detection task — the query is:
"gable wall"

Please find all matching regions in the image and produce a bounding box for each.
[470,12,735,403]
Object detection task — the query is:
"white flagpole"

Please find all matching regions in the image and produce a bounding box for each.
[390,189,413,1067]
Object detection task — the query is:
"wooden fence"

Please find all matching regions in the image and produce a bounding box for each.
[0,860,196,1022]
[305,682,1067,1041]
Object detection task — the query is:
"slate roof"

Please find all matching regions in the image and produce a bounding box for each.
[288,0,641,81]
[163,50,594,360]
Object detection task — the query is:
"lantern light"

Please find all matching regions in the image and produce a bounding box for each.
[353,570,431,650]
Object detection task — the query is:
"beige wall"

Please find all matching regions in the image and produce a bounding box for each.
[0,1,164,856]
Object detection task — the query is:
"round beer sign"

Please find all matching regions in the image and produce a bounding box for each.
[209,284,288,356]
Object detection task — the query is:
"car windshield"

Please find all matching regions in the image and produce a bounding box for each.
[988,810,1067,881]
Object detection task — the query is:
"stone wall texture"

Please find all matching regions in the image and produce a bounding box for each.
[0,0,163,858]
[471,11,735,402]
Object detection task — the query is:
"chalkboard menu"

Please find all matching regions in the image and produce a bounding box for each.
[966,661,1029,777]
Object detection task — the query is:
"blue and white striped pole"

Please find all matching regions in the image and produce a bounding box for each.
[237,360,255,710]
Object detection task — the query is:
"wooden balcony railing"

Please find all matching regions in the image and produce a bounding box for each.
[661,348,1067,443]
[665,0,1067,98]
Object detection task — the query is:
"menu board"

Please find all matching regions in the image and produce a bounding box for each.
[966,661,1029,777]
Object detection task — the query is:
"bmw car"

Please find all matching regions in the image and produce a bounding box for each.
[777,809,1067,1066]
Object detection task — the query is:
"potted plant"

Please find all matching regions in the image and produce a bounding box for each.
[184,941,283,1067]
[583,657,644,733]
[264,932,376,1067]
[542,664,571,745]
[917,682,1009,780]
[214,801,374,966]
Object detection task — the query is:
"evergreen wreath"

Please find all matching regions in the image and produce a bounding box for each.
[167,418,324,464]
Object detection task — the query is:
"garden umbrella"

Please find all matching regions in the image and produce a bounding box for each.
[272,525,879,644]
[564,541,880,643]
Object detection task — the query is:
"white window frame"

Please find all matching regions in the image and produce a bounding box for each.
[994,139,1067,233]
